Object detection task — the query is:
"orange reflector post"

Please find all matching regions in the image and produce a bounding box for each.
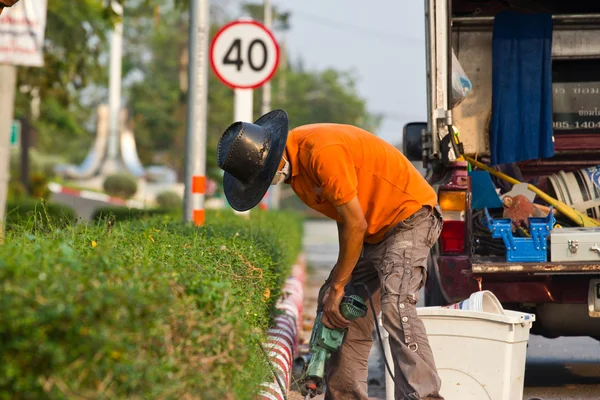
[192,176,206,194]
[193,209,205,226]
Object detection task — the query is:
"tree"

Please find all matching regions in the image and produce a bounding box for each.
[269,67,382,132]
[13,1,117,161]
[123,2,234,182]
[12,0,381,188]
[124,3,381,184]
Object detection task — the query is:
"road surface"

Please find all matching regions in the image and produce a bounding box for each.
[300,219,600,400]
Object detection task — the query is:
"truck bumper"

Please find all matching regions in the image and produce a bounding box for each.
[436,255,600,304]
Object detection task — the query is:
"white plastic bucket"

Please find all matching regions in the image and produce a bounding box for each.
[380,298,535,400]
[417,308,535,400]
[440,290,505,314]
[548,166,600,219]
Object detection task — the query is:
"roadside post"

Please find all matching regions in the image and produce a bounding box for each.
[0,0,48,241]
[210,18,280,213]
[184,0,210,226]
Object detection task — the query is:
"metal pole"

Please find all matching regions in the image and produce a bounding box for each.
[20,118,30,196]
[0,64,17,243]
[106,1,124,171]
[262,0,281,210]
[234,89,254,123]
[183,0,210,226]
[262,0,272,117]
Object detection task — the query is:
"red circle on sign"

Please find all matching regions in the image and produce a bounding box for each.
[210,20,280,90]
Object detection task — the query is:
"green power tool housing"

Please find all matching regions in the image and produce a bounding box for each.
[302,285,368,397]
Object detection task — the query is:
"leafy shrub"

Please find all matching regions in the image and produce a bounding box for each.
[7,180,27,201]
[5,199,77,232]
[155,190,182,209]
[9,148,65,179]
[36,153,65,178]
[102,173,138,199]
[29,173,50,200]
[0,210,303,399]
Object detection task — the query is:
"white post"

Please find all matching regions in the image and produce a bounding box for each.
[261,0,272,117]
[232,88,254,217]
[234,88,254,123]
[183,0,210,226]
[0,64,17,242]
[105,0,124,173]
[262,0,281,210]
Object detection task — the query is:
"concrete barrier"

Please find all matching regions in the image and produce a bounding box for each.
[257,254,306,400]
[48,182,146,209]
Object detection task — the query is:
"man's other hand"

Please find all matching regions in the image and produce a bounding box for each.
[0,0,19,16]
[321,286,350,329]
[0,0,20,7]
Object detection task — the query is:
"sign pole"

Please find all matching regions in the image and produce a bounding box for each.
[210,19,280,214]
[234,88,254,123]
[233,88,253,216]
[262,0,281,210]
[184,0,210,226]
[0,64,17,243]
[261,0,272,117]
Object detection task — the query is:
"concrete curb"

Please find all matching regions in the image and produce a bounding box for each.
[48,182,146,209]
[257,254,306,400]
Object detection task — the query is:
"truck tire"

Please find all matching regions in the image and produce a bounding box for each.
[425,249,448,307]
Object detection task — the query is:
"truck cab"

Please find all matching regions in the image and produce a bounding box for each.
[404,0,600,339]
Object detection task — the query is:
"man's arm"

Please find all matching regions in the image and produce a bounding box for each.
[321,196,367,329]
[308,144,364,328]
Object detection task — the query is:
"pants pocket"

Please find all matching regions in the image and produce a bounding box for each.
[379,260,405,305]
[417,265,427,292]
[425,213,443,248]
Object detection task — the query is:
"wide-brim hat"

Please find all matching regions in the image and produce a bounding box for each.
[217,109,289,211]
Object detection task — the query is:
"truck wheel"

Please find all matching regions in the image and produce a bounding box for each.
[425,250,448,307]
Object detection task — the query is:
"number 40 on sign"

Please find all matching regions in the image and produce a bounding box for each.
[210,20,280,90]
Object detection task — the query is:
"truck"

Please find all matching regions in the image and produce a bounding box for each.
[403,0,600,340]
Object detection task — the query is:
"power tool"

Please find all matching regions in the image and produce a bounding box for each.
[301,284,368,398]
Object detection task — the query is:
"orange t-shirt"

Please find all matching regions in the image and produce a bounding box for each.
[284,123,437,244]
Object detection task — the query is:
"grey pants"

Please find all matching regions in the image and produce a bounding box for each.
[317,206,444,400]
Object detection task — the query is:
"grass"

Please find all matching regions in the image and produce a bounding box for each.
[4,199,79,233]
[0,209,303,399]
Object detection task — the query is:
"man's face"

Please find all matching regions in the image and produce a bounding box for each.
[271,156,290,186]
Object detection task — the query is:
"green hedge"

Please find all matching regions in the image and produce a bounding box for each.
[155,191,182,209]
[102,173,138,199]
[4,199,78,232]
[91,206,176,222]
[0,210,303,399]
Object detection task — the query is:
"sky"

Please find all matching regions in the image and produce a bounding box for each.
[234,0,429,146]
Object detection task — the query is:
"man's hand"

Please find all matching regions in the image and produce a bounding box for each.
[0,0,20,7]
[321,286,350,329]
[0,0,18,16]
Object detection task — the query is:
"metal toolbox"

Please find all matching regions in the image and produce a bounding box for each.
[550,227,600,262]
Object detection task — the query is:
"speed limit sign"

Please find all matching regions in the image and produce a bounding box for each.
[210,20,280,90]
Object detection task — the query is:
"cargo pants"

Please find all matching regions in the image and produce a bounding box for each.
[317,206,444,400]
